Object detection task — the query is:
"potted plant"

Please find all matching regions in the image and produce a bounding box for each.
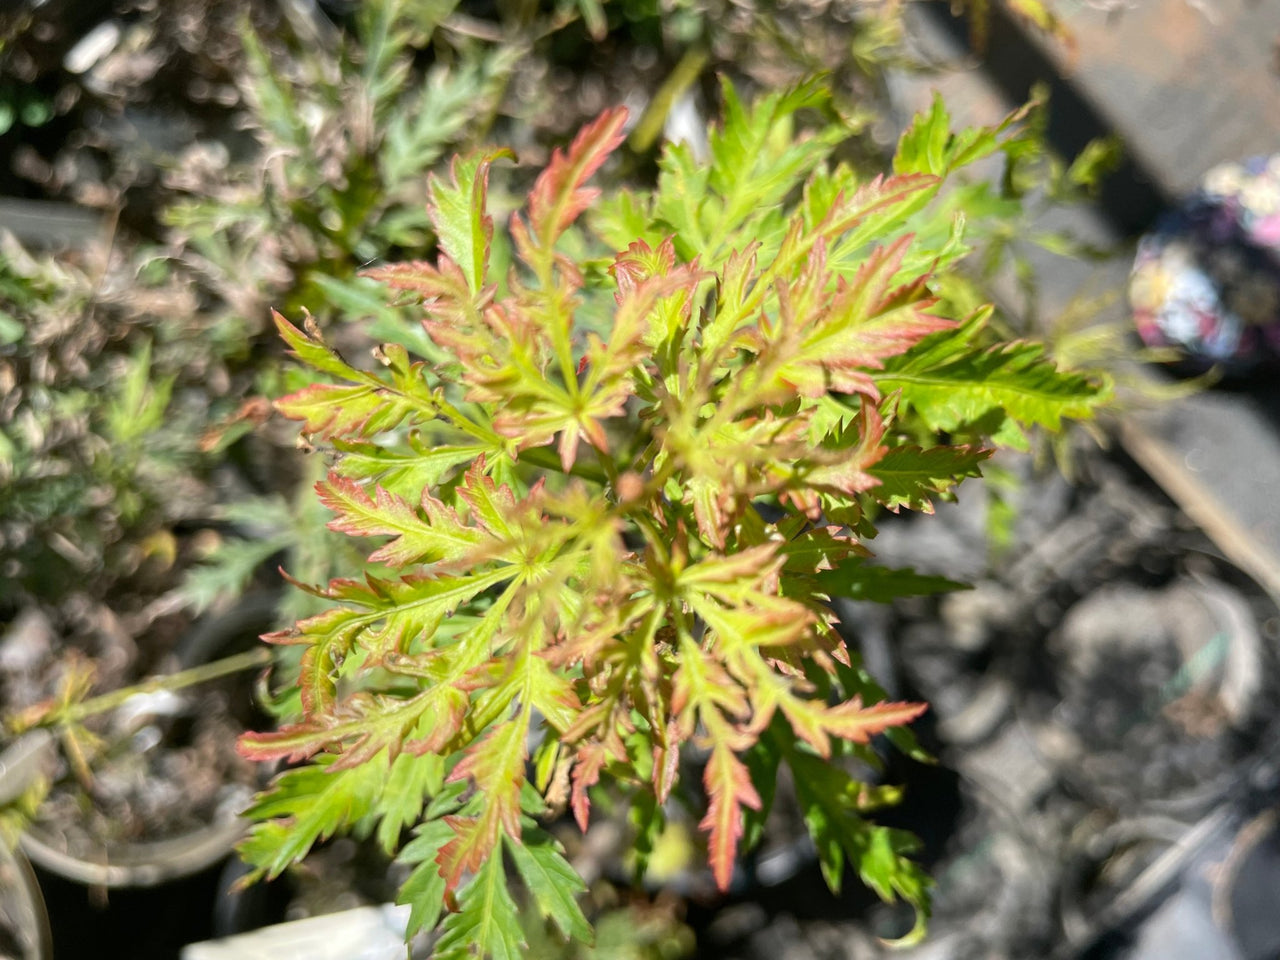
[232,77,1108,956]
[0,594,281,891]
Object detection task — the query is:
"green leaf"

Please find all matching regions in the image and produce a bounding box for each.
[789,749,931,944]
[241,24,308,150]
[866,443,991,513]
[334,437,485,499]
[238,758,383,880]
[893,94,952,177]
[894,92,1034,178]
[878,339,1111,443]
[373,751,445,853]
[434,854,525,960]
[179,532,293,614]
[1066,136,1123,191]
[428,148,516,293]
[396,819,455,939]
[740,734,782,853]
[507,827,593,944]
[317,471,488,566]
[816,561,967,603]
[273,310,374,384]
[381,60,508,188]
[704,77,844,258]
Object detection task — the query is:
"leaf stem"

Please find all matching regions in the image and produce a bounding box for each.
[62,648,272,725]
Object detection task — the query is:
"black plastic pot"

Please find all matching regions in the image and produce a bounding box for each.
[18,593,278,889]
[0,842,52,960]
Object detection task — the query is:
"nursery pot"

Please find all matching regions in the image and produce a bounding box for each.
[0,842,52,960]
[18,594,278,889]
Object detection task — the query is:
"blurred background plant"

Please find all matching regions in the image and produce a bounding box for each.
[0,230,211,610]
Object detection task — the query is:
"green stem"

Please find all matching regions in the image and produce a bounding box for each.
[629,46,710,154]
[63,648,272,725]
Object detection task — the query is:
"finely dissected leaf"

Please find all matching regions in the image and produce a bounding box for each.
[333,437,486,498]
[789,747,932,944]
[569,741,610,832]
[238,757,384,880]
[273,313,436,440]
[360,256,473,318]
[434,854,525,960]
[820,698,928,743]
[894,93,1035,180]
[700,742,761,891]
[699,77,845,261]
[275,382,413,440]
[866,444,991,513]
[755,236,954,400]
[237,680,469,768]
[375,751,445,853]
[507,828,593,943]
[823,172,942,266]
[317,471,488,566]
[878,339,1111,444]
[273,310,367,383]
[815,562,968,603]
[525,106,628,251]
[428,148,515,293]
[437,711,530,888]
[396,819,455,939]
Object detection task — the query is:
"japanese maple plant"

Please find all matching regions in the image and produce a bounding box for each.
[237,80,1107,955]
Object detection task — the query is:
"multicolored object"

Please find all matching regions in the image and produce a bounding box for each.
[1129,155,1280,372]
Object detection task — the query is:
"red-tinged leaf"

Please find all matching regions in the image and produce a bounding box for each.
[427,148,515,294]
[362,256,477,326]
[317,472,485,567]
[678,544,783,596]
[610,236,679,293]
[454,456,518,540]
[822,698,928,744]
[804,401,889,497]
[438,716,529,886]
[527,107,629,250]
[769,236,954,401]
[436,814,500,891]
[652,735,681,804]
[268,606,364,711]
[671,640,752,738]
[238,718,340,765]
[780,525,871,574]
[526,654,583,734]
[683,474,733,550]
[700,742,761,891]
[778,695,835,758]
[570,741,609,832]
[819,172,940,242]
[238,686,467,768]
[298,641,339,714]
[694,602,814,659]
[275,383,405,439]
[273,310,366,382]
[260,627,308,646]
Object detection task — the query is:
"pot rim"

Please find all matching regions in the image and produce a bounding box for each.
[19,815,248,888]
